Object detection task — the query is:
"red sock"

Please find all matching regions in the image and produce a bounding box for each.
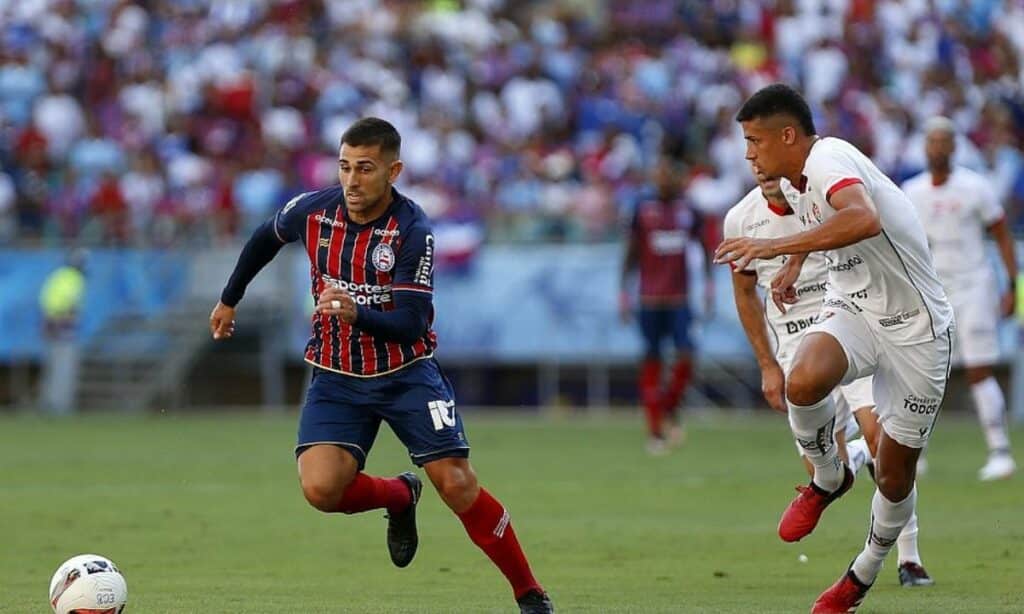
[662,356,692,421]
[640,359,663,437]
[457,488,541,599]
[337,473,411,515]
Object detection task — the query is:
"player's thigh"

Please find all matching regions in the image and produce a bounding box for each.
[853,407,881,456]
[638,307,668,358]
[873,328,953,449]
[670,303,694,353]
[792,308,877,390]
[952,292,1000,368]
[296,367,383,470]
[379,359,471,467]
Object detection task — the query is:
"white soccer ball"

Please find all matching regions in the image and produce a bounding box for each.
[48,554,128,614]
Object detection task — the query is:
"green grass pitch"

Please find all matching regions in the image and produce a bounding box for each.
[1,411,1021,613]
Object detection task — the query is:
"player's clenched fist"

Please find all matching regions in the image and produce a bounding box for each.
[316,286,358,324]
[210,301,236,340]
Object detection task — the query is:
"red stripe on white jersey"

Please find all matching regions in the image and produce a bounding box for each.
[826,177,864,203]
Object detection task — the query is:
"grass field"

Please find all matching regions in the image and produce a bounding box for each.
[1,410,1021,613]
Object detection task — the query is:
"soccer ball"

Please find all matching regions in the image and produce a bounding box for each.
[48,554,128,614]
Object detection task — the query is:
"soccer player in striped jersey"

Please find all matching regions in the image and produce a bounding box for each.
[209,118,553,614]
[620,156,712,455]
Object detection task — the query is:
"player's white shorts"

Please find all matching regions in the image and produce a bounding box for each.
[947,285,1000,367]
[838,376,874,414]
[806,304,953,449]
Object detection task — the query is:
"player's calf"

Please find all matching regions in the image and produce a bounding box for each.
[426,459,549,610]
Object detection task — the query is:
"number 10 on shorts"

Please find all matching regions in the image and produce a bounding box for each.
[428,400,457,431]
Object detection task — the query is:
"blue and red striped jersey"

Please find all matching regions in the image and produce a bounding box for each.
[630,198,703,304]
[274,186,437,377]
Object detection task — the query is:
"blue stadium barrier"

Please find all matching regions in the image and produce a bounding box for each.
[0,249,189,361]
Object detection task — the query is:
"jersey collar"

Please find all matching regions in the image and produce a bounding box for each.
[766,198,794,216]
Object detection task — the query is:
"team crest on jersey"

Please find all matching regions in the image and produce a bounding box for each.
[372,243,395,272]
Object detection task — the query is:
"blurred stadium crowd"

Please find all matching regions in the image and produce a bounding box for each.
[0,0,1023,247]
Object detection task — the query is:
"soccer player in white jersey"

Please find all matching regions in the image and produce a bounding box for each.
[725,161,933,588]
[902,116,1017,481]
[716,84,955,613]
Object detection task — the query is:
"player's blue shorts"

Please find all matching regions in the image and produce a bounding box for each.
[296,358,470,470]
[638,304,693,359]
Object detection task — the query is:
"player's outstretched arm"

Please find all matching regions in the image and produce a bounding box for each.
[730,268,786,413]
[211,218,289,340]
[714,184,881,269]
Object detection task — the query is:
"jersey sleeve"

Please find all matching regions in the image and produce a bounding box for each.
[805,147,865,207]
[272,191,312,243]
[722,204,755,274]
[973,175,1005,226]
[392,223,435,295]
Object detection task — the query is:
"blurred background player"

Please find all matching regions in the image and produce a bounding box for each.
[209,118,553,614]
[724,161,932,587]
[620,156,713,455]
[38,248,87,415]
[718,84,954,612]
[902,117,1018,481]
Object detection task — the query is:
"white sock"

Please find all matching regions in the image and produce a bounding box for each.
[851,487,917,584]
[788,395,843,491]
[846,438,871,476]
[896,511,921,565]
[971,377,1011,454]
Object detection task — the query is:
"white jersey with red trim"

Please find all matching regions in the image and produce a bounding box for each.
[790,137,953,346]
[724,186,830,344]
[901,166,1004,290]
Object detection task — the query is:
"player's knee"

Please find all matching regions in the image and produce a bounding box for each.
[299,478,344,513]
[875,472,912,502]
[300,476,347,513]
[431,464,479,511]
[785,364,832,406]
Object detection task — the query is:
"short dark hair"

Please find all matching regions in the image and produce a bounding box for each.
[736,83,816,135]
[341,117,401,157]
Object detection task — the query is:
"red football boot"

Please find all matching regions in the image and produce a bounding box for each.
[778,466,854,542]
[811,568,872,613]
